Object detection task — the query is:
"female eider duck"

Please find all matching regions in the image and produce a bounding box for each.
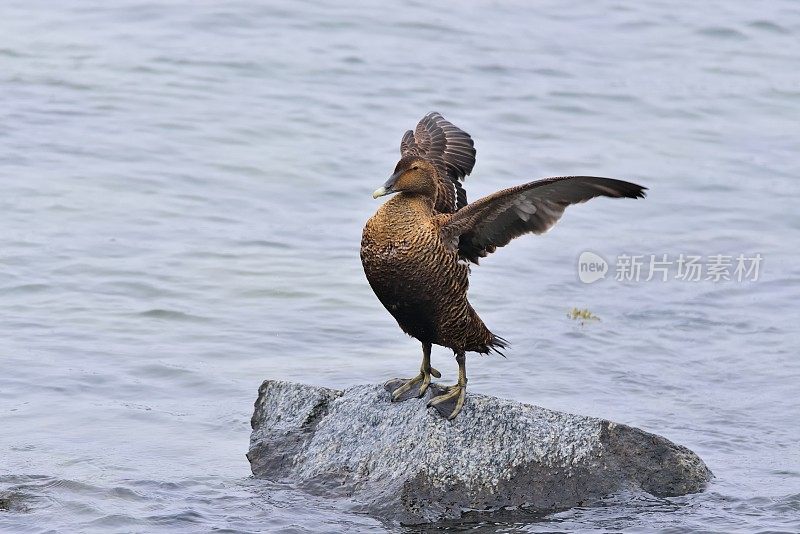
[360,112,646,420]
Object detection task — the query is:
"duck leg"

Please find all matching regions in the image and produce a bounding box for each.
[384,342,441,402]
[427,351,467,420]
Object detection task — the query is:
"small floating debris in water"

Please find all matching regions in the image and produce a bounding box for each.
[568,307,600,324]
[0,491,29,513]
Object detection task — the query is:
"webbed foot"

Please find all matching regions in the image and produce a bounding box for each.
[427,382,467,420]
[384,367,441,402]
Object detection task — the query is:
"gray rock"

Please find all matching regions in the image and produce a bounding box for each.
[247,380,712,525]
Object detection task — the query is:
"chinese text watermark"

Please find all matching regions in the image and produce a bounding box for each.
[577,252,762,284]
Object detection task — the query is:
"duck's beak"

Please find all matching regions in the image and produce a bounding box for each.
[372,170,403,199]
[372,186,391,199]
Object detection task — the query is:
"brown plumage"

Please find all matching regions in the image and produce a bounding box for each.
[399,112,475,212]
[360,112,646,419]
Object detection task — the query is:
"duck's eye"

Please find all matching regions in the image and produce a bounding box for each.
[411,166,419,170]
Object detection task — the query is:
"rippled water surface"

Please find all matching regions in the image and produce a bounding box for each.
[2,1,799,532]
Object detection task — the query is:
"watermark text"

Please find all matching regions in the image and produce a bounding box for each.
[577,252,762,284]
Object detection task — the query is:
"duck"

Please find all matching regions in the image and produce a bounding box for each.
[360,112,646,420]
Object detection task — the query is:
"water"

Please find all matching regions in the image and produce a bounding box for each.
[1,1,798,532]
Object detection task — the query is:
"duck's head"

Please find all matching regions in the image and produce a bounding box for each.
[373,156,437,200]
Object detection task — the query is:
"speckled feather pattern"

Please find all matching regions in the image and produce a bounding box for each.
[362,113,645,359]
[360,194,497,353]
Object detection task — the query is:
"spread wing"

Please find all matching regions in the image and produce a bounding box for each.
[439,176,647,264]
[400,112,476,213]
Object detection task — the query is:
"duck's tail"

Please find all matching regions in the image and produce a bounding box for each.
[488,333,509,358]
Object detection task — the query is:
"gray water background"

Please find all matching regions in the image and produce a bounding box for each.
[1,1,799,532]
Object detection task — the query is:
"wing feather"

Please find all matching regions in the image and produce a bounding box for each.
[439,176,647,264]
[400,112,476,213]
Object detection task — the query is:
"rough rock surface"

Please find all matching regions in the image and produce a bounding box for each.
[247,380,712,524]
